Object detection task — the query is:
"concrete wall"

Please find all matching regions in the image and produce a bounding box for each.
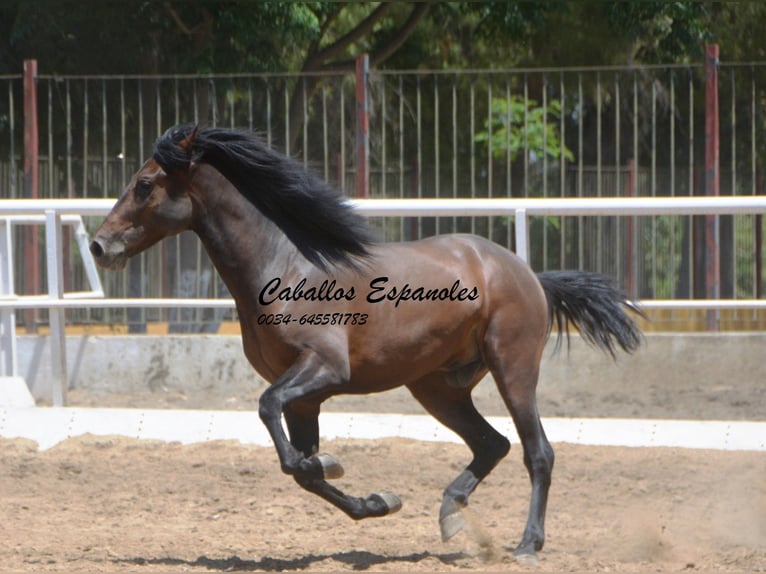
[15,333,765,412]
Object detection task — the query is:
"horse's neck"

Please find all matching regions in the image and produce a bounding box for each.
[191,186,296,308]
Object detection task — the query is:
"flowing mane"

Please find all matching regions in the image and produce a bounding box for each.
[152,124,375,271]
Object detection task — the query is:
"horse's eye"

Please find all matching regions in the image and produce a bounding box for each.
[135,179,153,201]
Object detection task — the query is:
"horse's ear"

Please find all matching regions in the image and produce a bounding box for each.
[179,126,199,155]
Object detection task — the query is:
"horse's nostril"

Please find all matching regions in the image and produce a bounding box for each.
[89,240,104,258]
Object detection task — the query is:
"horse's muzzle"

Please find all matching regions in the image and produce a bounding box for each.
[89,237,128,271]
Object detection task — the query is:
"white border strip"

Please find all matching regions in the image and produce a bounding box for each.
[1,407,764,452]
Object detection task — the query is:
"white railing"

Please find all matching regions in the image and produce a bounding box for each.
[2,196,766,406]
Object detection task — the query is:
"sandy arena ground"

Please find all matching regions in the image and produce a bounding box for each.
[4,349,765,572]
[1,431,764,572]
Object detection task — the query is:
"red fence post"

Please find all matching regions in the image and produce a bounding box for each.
[355,54,370,199]
[23,59,39,333]
[704,45,720,331]
[625,159,638,298]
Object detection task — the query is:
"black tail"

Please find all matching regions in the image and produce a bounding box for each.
[537,271,644,357]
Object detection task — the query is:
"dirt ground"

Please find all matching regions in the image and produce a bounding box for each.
[1,433,764,572]
[6,353,766,572]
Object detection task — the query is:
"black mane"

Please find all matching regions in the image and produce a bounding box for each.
[153,124,375,271]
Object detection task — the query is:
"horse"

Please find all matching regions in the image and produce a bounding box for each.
[89,124,642,561]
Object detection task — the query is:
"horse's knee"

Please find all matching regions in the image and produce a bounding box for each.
[524,442,554,484]
[258,388,281,424]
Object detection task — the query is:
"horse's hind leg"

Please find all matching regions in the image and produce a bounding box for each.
[406,374,511,542]
[484,332,554,561]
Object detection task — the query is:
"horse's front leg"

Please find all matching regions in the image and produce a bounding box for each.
[258,352,401,520]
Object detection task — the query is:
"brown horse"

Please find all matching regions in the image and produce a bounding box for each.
[90,124,642,561]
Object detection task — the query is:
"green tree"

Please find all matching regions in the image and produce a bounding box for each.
[475,96,574,163]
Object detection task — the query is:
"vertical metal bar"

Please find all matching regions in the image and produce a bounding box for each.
[523,74,529,198]
[266,79,272,148]
[137,79,144,163]
[340,78,345,193]
[174,77,180,126]
[670,72,676,293]
[729,68,736,300]
[470,77,476,235]
[47,80,53,199]
[651,78,657,292]
[577,73,584,267]
[209,77,218,127]
[416,74,423,237]
[23,60,39,332]
[82,79,89,196]
[398,75,404,200]
[302,77,308,168]
[752,67,760,300]
[192,79,199,124]
[487,73,493,199]
[323,83,329,182]
[8,80,16,198]
[66,80,72,198]
[626,158,637,298]
[380,77,386,197]
[615,73,621,280]
[102,79,108,198]
[752,66,757,198]
[229,78,235,128]
[505,76,512,197]
[136,79,145,326]
[596,71,602,272]
[452,74,458,231]
[487,74,493,243]
[559,72,566,264]
[355,55,369,198]
[542,74,548,268]
[247,80,253,131]
[505,75,512,248]
[45,209,67,406]
[688,70,695,296]
[633,72,640,295]
[156,78,163,134]
[705,45,721,329]
[284,79,290,156]
[542,74,548,199]
[434,74,440,234]
[120,80,126,188]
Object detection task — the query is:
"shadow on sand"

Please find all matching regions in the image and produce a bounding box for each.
[116,549,469,571]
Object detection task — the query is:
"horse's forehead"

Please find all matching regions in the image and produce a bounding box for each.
[136,158,164,179]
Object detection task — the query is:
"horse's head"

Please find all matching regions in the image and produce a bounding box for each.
[89,157,194,271]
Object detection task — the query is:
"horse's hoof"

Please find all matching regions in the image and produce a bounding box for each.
[514,551,539,565]
[372,491,402,515]
[314,453,344,479]
[439,509,466,542]
[439,497,467,542]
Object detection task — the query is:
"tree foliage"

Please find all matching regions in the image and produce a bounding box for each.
[474,97,574,163]
[3,1,764,77]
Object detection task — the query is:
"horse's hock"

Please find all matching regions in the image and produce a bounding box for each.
[15,332,766,421]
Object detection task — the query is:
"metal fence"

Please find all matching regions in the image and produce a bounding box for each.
[1,55,765,331]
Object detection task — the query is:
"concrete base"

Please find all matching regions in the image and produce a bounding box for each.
[13,333,766,420]
[0,376,36,408]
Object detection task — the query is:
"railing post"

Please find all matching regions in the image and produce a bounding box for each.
[355,54,370,199]
[515,208,529,263]
[45,210,68,406]
[0,218,17,377]
[23,59,40,333]
[705,44,720,331]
